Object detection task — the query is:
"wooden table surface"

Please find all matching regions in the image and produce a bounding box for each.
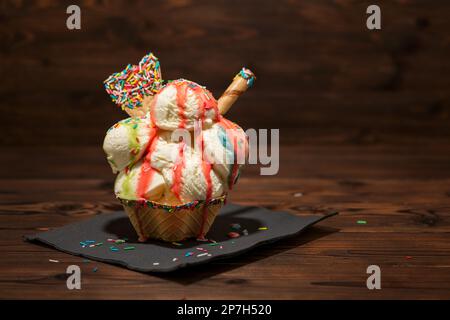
[1,0,450,299]
[1,144,449,299]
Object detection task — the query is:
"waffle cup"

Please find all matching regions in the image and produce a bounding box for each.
[118,196,226,242]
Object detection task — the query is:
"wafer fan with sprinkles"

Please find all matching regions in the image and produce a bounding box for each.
[104,53,163,118]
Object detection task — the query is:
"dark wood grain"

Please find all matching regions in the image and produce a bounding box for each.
[1,145,450,299]
[1,0,450,300]
[1,0,450,146]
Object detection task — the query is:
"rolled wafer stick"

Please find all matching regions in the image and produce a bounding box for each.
[218,68,255,115]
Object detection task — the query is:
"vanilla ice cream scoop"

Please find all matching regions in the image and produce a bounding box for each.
[103,116,152,173]
[114,159,166,201]
[202,118,248,189]
[112,128,234,203]
[149,79,220,131]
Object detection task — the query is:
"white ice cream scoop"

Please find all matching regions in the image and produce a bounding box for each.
[103,116,152,173]
[149,79,220,131]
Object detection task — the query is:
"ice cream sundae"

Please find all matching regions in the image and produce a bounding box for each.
[103,53,255,242]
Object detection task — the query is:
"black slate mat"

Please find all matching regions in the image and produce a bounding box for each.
[25,203,337,273]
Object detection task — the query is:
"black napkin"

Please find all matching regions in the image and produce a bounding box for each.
[25,203,336,272]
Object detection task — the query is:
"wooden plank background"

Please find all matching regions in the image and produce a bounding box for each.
[1,0,450,299]
[1,0,449,146]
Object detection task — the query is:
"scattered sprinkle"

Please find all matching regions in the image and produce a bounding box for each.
[230,223,241,230]
[81,240,104,248]
[115,239,126,244]
[207,254,212,257]
[357,220,367,225]
[293,192,303,197]
[196,247,207,252]
[219,246,223,249]
[172,242,183,246]
[228,232,240,238]
[93,267,98,272]
[243,229,249,236]
[49,259,59,263]
[107,239,116,243]
[405,256,412,260]
[185,252,193,257]
[172,258,178,262]
[153,262,160,266]
[197,252,208,258]
[258,227,268,231]
[208,242,219,246]
[110,246,119,252]
[124,246,135,251]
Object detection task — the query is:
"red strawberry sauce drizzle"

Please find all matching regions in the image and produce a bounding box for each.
[189,83,219,240]
[136,124,158,200]
[170,81,218,208]
[171,141,186,200]
[194,119,213,240]
[136,96,159,200]
[219,118,240,190]
[176,82,188,129]
[136,80,229,240]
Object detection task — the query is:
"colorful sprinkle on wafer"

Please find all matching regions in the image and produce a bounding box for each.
[104,53,163,111]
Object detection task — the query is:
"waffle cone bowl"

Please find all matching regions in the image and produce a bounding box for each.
[118,196,226,242]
